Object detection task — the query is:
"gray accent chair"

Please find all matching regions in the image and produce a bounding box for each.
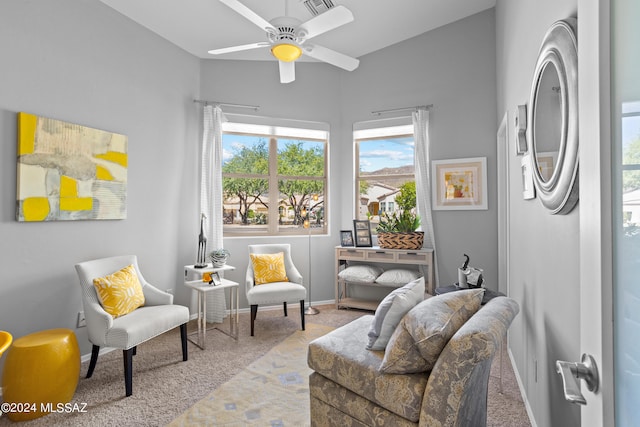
[75,255,189,397]
[307,295,519,426]
[246,244,306,336]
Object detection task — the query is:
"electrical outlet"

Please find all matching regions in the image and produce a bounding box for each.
[77,311,86,328]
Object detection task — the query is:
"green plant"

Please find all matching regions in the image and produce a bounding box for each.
[376,210,420,233]
[376,181,420,233]
[209,248,230,257]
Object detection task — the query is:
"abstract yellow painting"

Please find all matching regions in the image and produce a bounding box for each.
[16,112,127,221]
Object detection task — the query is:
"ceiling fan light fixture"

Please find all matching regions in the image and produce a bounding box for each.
[271,43,302,62]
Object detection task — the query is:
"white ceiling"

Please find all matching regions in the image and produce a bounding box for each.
[100,0,496,62]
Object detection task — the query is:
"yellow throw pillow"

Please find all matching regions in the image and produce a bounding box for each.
[250,252,289,285]
[93,264,145,318]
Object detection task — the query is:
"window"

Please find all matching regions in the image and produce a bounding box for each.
[622,101,640,229]
[354,124,415,231]
[222,121,328,236]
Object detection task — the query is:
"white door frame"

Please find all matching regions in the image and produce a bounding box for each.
[578,0,614,425]
[497,112,510,297]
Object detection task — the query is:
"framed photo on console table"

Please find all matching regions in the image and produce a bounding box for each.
[353,220,372,247]
[432,157,488,210]
[340,230,354,247]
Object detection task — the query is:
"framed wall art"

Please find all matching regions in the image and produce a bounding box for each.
[340,230,354,247]
[432,157,488,210]
[353,220,372,247]
[16,112,128,221]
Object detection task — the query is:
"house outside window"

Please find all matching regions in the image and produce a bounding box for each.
[222,121,328,236]
[354,123,415,232]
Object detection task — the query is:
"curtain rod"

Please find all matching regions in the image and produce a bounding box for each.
[193,99,259,111]
[371,104,433,116]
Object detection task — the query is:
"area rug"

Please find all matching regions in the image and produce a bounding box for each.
[168,323,333,427]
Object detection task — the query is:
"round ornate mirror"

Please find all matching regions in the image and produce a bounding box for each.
[527,18,579,214]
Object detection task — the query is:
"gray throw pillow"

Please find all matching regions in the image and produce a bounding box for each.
[379,288,484,374]
[366,277,425,350]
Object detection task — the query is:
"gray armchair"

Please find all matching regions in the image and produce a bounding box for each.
[246,244,307,336]
[75,255,189,397]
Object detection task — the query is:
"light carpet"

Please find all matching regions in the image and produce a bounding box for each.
[0,305,530,426]
[169,323,333,427]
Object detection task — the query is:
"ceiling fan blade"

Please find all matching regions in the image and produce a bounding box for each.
[219,0,276,32]
[279,60,295,84]
[304,44,359,71]
[208,42,269,55]
[298,5,354,39]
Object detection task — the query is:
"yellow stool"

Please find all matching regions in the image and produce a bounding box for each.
[2,328,80,421]
[0,331,12,357]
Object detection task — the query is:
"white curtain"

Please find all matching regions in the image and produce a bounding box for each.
[201,105,226,322]
[413,108,439,287]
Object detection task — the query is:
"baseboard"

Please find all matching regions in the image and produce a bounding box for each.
[508,347,538,427]
[81,345,118,363]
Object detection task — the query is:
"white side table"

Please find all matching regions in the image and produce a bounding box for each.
[183,264,239,350]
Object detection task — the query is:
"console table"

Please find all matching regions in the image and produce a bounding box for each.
[183,264,239,350]
[335,246,434,311]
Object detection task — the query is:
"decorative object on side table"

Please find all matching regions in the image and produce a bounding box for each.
[353,219,373,247]
[375,181,424,250]
[340,230,354,247]
[195,213,208,268]
[209,248,230,268]
[456,253,484,289]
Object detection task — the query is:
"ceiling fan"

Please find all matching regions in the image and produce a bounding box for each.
[209,0,360,83]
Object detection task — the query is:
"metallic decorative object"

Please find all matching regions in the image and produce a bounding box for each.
[195,213,207,268]
[209,248,230,268]
[527,18,579,215]
[305,194,319,315]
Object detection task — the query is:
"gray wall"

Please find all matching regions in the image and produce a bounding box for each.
[0,0,201,361]
[206,9,498,308]
[340,9,498,288]
[198,58,345,308]
[0,0,500,396]
[496,0,581,425]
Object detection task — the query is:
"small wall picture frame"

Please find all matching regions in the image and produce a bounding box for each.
[353,220,372,247]
[340,230,354,247]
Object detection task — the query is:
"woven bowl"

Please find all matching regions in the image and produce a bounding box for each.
[377,231,424,250]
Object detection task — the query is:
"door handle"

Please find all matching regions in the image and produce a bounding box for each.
[555,353,599,405]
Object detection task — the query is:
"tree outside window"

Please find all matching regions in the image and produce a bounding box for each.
[222,126,327,236]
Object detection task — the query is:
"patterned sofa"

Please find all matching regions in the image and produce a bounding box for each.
[307,290,519,427]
